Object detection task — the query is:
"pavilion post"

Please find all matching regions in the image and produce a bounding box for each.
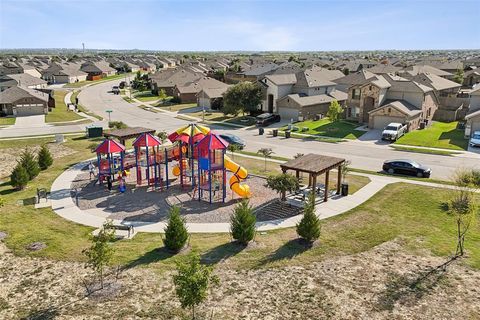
[324,170,329,202]
[312,174,317,195]
[295,170,299,179]
[337,165,342,195]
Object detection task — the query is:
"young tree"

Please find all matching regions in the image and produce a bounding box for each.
[10,164,29,190]
[164,206,189,253]
[83,221,116,289]
[230,200,256,245]
[227,143,241,160]
[296,192,321,244]
[453,68,464,84]
[37,145,53,170]
[257,148,273,172]
[222,81,262,116]
[173,253,219,319]
[20,148,40,180]
[265,173,300,201]
[326,100,344,122]
[340,160,351,184]
[157,130,168,144]
[158,89,167,103]
[447,170,479,256]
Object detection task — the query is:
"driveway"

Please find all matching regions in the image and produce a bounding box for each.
[13,115,46,128]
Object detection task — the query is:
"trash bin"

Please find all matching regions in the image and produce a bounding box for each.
[285,130,291,138]
[341,183,349,196]
[86,126,103,138]
[272,129,278,137]
[258,127,264,135]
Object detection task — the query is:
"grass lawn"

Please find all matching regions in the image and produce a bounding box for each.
[0,137,478,273]
[45,91,84,123]
[390,145,460,156]
[63,74,131,89]
[133,90,171,102]
[281,118,365,139]
[0,117,15,126]
[395,121,468,150]
[153,102,197,112]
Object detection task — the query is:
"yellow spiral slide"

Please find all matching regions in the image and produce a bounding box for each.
[224,155,251,198]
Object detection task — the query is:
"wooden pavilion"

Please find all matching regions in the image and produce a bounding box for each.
[104,127,156,146]
[280,153,345,202]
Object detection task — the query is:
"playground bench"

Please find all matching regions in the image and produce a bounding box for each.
[106,224,135,238]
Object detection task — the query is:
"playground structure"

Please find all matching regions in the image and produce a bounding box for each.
[95,139,125,184]
[93,123,251,203]
[168,124,251,202]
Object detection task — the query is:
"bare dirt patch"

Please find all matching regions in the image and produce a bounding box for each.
[0,143,76,178]
[1,239,479,319]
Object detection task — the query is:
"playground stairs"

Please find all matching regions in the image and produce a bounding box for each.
[254,199,303,222]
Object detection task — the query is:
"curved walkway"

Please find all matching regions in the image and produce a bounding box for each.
[51,160,396,233]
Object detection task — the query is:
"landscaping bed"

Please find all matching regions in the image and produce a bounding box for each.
[395,121,468,150]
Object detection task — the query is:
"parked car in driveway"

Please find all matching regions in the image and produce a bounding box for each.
[381,122,407,141]
[469,131,480,147]
[256,113,281,127]
[219,133,246,149]
[382,159,431,178]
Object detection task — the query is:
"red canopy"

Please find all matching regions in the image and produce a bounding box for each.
[197,132,229,153]
[132,133,161,147]
[95,139,126,154]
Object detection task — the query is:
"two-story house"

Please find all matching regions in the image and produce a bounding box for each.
[335,70,439,131]
[368,73,438,130]
[258,66,346,120]
[465,86,480,137]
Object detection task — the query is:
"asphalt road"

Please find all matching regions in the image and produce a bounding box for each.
[3,78,480,180]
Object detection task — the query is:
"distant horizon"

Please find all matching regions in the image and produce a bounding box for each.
[1,0,479,51]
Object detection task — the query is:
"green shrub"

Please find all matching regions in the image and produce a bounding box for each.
[0,197,6,207]
[164,206,189,252]
[265,173,299,201]
[170,96,181,104]
[37,145,53,170]
[10,164,29,190]
[108,121,128,129]
[230,200,256,245]
[19,148,40,180]
[296,192,321,243]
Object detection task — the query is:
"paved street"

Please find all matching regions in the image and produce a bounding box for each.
[2,78,480,180]
[77,79,188,133]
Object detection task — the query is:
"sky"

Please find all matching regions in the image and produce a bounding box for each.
[0,0,479,51]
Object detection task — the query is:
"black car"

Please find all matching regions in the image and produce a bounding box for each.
[382,159,431,178]
[219,133,246,149]
[256,113,281,127]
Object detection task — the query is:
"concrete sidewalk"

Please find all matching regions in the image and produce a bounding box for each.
[50,159,462,234]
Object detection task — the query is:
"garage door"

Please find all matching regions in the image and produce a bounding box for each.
[15,105,45,116]
[372,115,405,130]
[278,107,299,122]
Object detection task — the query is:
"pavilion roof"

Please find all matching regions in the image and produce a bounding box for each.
[104,127,155,140]
[280,153,345,175]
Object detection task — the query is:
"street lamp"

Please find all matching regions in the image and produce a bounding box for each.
[106,109,113,123]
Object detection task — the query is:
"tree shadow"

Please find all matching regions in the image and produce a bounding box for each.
[123,247,175,269]
[22,306,59,320]
[439,127,468,150]
[201,241,245,265]
[376,258,455,311]
[257,238,310,266]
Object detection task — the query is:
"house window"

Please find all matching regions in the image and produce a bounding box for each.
[352,88,361,99]
[388,108,391,113]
